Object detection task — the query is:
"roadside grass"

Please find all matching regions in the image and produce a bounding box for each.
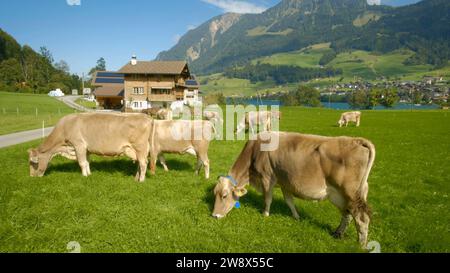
[0,92,74,135]
[0,107,449,253]
[75,98,97,110]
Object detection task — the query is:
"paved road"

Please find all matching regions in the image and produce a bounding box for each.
[57,95,94,112]
[0,127,55,149]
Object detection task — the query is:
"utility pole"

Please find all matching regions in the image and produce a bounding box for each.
[81,73,85,95]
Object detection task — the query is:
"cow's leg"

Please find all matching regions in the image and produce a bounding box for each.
[281,188,299,220]
[148,152,157,175]
[86,153,92,176]
[356,117,361,127]
[196,152,210,179]
[333,213,352,239]
[74,145,89,177]
[328,186,353,238]
[158,154,169,172]
[137,156,148,183]
[262,178,274,217]
[350,199,371,248]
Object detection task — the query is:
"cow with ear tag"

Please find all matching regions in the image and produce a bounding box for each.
[212,132,376,249]
[212,176,247,219]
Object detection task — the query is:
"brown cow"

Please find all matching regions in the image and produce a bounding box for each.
[338,111,361,127]
[149,120,214,179]
[236,111,281,134]
[212,132,375,248]
[28,113,153,182]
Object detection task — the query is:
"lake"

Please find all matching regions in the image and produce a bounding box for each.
[228,98,440,110]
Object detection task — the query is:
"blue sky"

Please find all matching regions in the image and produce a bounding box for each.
[0,0,419,75]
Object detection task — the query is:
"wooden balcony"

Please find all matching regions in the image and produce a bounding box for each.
[148,94,177,102]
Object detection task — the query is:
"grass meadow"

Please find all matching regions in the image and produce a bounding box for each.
[0,107,449,253]
[0,92,75,135]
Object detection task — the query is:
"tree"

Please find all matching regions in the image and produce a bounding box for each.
[348,90,369,109]
[39,46,53,64]
[96,57,106,71]
[296,85,321,107]
[379,88,399,108]
[55,60,70,74]
[368,88,382,109]
[0,58,24,85]
[89,57,107,75]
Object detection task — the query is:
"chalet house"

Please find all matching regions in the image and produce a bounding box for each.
[118,56,201,112]
[92,71,125,110]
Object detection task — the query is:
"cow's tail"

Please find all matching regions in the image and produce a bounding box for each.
[352,138,376,218]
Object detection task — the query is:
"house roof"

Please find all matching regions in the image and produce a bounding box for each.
[94,84,124,98]
[91,71,124,86]
[118,61,189,75]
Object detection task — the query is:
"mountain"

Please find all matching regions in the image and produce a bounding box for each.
[157,0,450,74]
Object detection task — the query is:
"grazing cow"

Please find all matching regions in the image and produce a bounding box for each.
[212,132,375,248]
[203,110,223,126]
[149,120,214,179]
[142,107,161,118]
[28,113,153,182]
[236,111,281,134]
[156,108,173,120]
[338,111,361,127]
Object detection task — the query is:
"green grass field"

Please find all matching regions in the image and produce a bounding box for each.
[75,98,97,110]
[0,107,449,253]
[0,92,75,135]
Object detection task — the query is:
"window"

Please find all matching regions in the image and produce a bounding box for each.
[151,89,171,95]
[132,101,146,109]
[133,87,144,95]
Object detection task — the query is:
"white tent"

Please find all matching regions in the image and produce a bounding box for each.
[48,89,65,97]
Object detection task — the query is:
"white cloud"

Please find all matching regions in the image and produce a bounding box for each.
[367,0,381,5]
[66,0,81,6]
[201,0,267,14]
[187,25,197,31]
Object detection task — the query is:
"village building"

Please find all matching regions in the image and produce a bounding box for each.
[92,71,125,110]
[118,56,201,112]
[91,56,201,111]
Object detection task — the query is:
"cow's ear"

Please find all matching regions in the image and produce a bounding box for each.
[233,186,248,198]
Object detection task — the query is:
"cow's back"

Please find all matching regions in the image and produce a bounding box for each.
[248,132,371,198]
[60,113,152,155]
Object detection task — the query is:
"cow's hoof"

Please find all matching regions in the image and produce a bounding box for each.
[263,211,270,217]
[332,231,344,239]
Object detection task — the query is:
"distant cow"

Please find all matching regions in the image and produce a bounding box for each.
[28,113,153,182]
[142,107,161,117]
[149,120,214,179]
[212,132,376,248]
[156,108,173,120]
[338,111,361,127]
[236,111,281,134]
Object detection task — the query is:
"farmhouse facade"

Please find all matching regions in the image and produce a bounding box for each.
[92,56,201,111]
[119,56,201,112]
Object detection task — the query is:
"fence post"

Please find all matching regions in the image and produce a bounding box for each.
[42,120,45,139]
[17,107,19,115]
[36,108,38,117]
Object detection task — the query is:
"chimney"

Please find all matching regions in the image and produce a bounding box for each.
[131,55,137,66]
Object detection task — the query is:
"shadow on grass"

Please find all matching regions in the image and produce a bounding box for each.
[46,158,194,176]
[202,185,336,235]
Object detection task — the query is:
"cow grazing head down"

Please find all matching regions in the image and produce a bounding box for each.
[212,176,247,219]
[28,149,50,177]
